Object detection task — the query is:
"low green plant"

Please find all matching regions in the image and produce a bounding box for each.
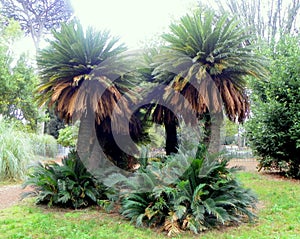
[1,172,300,239]
[118,146,257,235]
[29,133,58,158]
[57,121,79,148]
[23,150,110,209]
[0,117,33,180]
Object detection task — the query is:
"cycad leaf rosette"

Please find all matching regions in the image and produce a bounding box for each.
[36,20,141,171]
[151,9,267,152]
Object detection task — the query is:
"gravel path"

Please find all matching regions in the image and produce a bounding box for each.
[0,185,23,210]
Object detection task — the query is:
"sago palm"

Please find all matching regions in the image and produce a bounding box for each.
[153,9,267,152]
[36,20,141,169]
[136,49,179,155]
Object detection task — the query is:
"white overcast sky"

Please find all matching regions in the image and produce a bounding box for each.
[71,0,197,48]
[15,0,197,54]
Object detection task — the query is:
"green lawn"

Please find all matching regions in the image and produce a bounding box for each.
[0,172,299,239]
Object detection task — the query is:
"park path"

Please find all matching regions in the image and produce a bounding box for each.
[0,184,24,210]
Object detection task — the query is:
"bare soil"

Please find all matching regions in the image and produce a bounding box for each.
[0,185,23,210]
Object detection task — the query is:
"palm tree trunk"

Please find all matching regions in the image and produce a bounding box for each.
[164,119,178,155]
[95,118,139,170]
[201,113,222,154]
[77,109,98,168]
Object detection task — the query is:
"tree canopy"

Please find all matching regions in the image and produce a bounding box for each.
[0,0,74,50]
[0,17,38,129]
[214,0,300,43]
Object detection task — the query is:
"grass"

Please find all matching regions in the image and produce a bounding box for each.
[0,172,300,239]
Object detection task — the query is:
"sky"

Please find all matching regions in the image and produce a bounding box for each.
[14,0,197,59]
[71,0,197,48]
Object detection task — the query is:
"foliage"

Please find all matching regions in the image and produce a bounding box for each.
[45,109,65,138]
[0,17,39,130]
[214,0,300,44]
[246,35,300,178]
[0,0,74,50]
[23,150,110,209]
[0,117,33,181]
[57,121,79,148]
[154,8,267,123]
[29,133,58,158]
[1,172,300,238]
[223,118,238,145]
[119,147,257,235]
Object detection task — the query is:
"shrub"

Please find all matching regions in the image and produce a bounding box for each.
[109,146,257,235]
[57,122,79,148]
[29,133,58,158]
[0,117,33,180]
[246,35,300,178]
[23,150,110,209]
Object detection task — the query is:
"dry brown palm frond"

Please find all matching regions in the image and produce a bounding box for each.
[198,76,223,114]
[218,79,250,122]
[221,80,236,120]
[46,76,137,134]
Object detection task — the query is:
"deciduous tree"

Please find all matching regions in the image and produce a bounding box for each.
[0,0,73,50]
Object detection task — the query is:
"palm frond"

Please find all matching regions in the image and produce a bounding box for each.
[154,8,268,123]
[36,20,140,133]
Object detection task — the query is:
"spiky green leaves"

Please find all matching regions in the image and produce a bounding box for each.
[154,9,268,123]
[36,20,138,126]
[22,150,110,209]
[120,148,257,235]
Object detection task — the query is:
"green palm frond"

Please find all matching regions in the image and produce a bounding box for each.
[154,9,268,123]
[36,20,139,127]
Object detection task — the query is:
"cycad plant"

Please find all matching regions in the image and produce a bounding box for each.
[23,150,110,209]
[151,9,267,153]
[120,145,257,235]
[137,48,180,155]
[36,20,141,169]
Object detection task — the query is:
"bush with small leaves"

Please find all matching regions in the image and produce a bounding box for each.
[246,35,300,178]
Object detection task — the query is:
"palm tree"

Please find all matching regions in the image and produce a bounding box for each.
[151,9,267,153]
[36,20,141,169]
[133,48,179,155]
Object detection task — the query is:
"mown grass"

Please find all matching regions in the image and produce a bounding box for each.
[0,172,299,239]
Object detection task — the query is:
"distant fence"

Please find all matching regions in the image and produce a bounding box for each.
[222,145,254,160]
[55,145,254,160]
[57,145,70,158]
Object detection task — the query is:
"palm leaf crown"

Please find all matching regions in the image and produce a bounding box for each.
[36,20,135,129]
[153,9,267,123]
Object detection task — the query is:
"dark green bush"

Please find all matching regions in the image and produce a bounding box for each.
[246,35,300,178]
[118,147,257,235]
[23,150,110,209]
